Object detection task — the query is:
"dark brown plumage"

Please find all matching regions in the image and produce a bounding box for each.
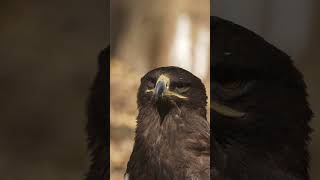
[86,47,109,180]
[125,67,210,180]
[212,16,312,180]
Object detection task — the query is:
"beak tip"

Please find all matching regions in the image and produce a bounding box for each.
[154,80,166,101]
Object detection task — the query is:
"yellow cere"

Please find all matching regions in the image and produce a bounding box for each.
[156,74,171,89]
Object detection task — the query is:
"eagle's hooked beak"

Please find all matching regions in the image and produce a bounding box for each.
[149,74,188,101]
[211,101,246,118]
[155,78,167,101]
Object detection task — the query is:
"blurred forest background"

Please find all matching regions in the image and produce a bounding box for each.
[0,0,107,179]
[212,0,320,179]
[110,0,210,179]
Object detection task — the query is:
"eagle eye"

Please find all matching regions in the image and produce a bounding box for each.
[172,82,190,93]
[220,80,245,90]
[216,80,255,100]
[146,80,155,88]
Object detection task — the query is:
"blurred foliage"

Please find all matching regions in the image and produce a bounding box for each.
[110,60,138,180]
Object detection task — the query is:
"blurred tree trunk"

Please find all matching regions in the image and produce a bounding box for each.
[111,0,174,73]
[111,0,209,78]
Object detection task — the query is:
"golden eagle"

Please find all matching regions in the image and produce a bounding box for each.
[211,16,312,180]
[125,67,210,180]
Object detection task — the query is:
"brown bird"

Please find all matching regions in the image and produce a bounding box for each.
[125,67,210,180]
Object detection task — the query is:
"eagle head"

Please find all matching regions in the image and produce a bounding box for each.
[137,66,207,120]
[212,16,313,180]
